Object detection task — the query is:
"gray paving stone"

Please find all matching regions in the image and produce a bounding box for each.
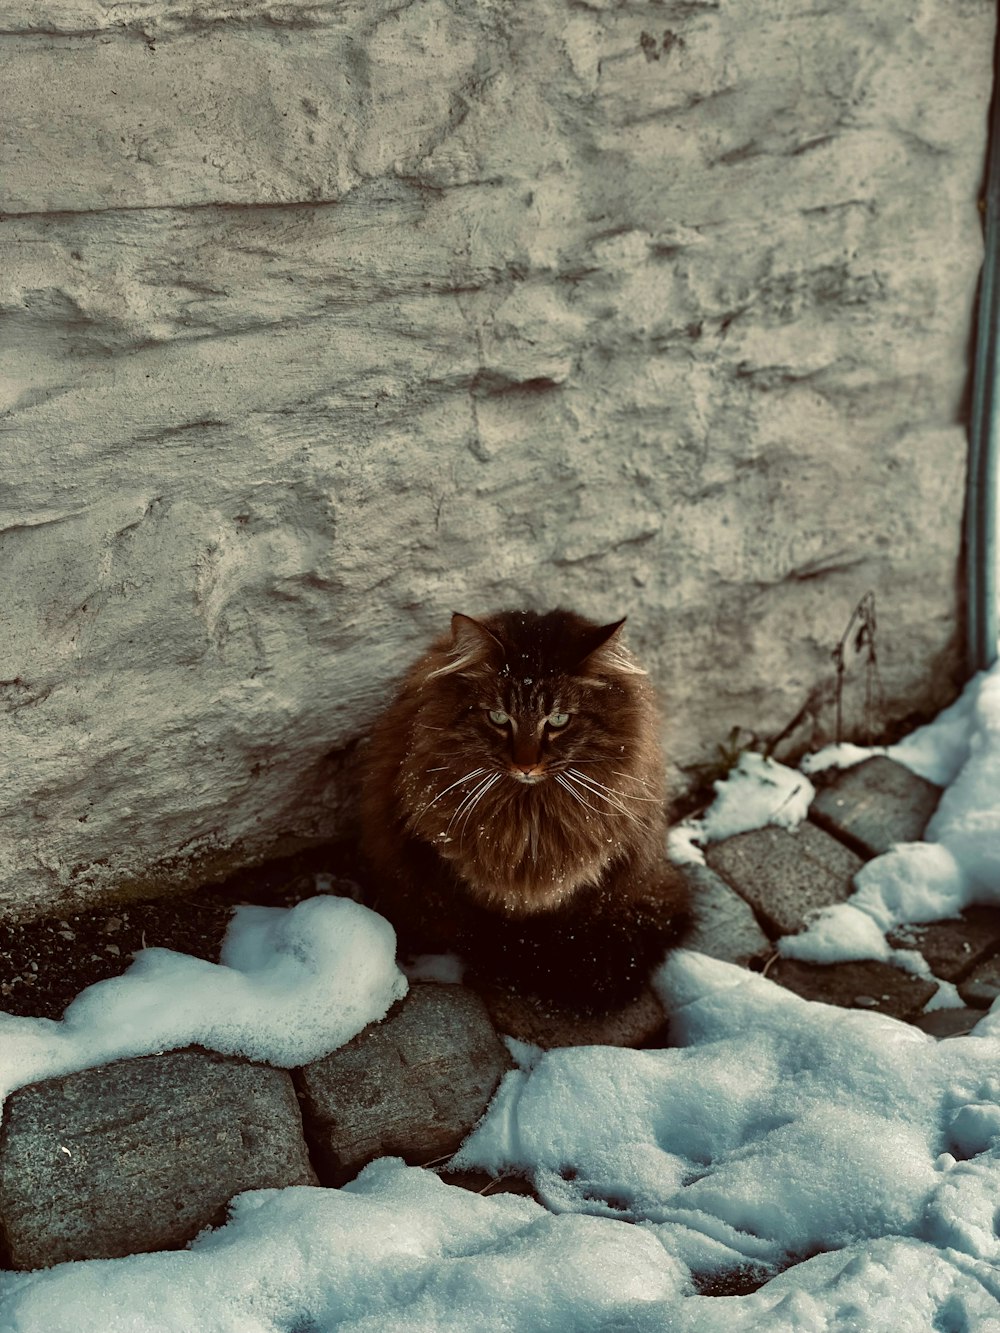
[679,862,772,965]
[0,1048,315,1270]
[295,984,510,1185]
[808,756,941,859]
[888,908,1000,982]
[438,1169,538,1201]
[482,983,666,1050]
[958,952,1000,1008]
[766,958,938,1021]
[705,823,864,937]
[910,1008,984,1039]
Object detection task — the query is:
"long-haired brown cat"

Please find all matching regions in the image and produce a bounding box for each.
[360,609,690,1012]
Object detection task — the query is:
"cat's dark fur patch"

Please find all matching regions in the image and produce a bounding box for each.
[360,609,690,1012]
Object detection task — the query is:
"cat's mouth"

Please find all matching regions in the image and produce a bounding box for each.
[510,768,546,785]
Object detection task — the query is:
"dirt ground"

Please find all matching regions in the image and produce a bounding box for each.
[0,848,360,1022]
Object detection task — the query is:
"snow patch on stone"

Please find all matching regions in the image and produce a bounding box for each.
[673,754,815,860]
[0,897,407,1104]
[790,658,1000,964]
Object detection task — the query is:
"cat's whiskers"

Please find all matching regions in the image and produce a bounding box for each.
[610,769,660,797]
[448,773,501,841]
[561,757,654,785]
[554,772,602,814]
[414,767,486,821]
[570,767,634,805]
[560,758,653,790]
[563,769,641,824]
[567,765,660,804]
[460,774,502,843]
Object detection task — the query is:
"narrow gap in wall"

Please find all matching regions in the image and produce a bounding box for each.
[966,16,1000,672]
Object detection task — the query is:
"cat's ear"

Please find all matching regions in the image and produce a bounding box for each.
[451,612,505,660]
[427,613,504,679]
[575,617,646,677]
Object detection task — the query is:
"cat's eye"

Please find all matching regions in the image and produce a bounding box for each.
[487,709,511,727]
[546,712,571,730]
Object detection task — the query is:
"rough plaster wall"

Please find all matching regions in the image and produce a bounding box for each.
[0,0,993,918]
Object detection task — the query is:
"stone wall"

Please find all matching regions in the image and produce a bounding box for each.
[0,0,994,918]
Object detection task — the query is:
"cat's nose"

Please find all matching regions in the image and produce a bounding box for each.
[511,734,543,770]
[511,762,546,783]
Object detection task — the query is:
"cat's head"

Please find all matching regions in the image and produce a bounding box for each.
[385,607,667,907]
[420,608,652,785]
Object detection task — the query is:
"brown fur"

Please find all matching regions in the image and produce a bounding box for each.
[360,609,690,1011]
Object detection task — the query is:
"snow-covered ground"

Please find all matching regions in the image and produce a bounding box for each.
[786,663,1000,971]
[2,663,1000,1330]
[0,895,408,1102]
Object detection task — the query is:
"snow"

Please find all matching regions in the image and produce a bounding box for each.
[4,956,1000,1329]
[672,753,815,859]
[3,668,1000,1327]
[0,1177,995,1333]
[804,668,986,788]
[0,895,408,1104]
[782,658,1000,966]
[0,1165,688,1332]
[800,741,881,775]
[890,675,985,786]
[778,901,901,962]
[457,952,1000,1277]
[667,822,708,867]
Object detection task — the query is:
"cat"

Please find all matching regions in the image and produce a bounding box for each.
[359,608,690,1012]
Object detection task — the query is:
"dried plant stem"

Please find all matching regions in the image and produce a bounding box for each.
[833,591,885,744]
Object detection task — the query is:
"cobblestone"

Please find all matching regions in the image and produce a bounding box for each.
[0,1049,314,1270]
[910,1008,985,1038]
[887,908,1000,981]
[481,983,667,1050]
[764,959,938,1021]
[809,757,942,859]
[957,952,1000,1008]
[680,863,772,966]
[295,984,511,1186]
[705,823,864,937]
